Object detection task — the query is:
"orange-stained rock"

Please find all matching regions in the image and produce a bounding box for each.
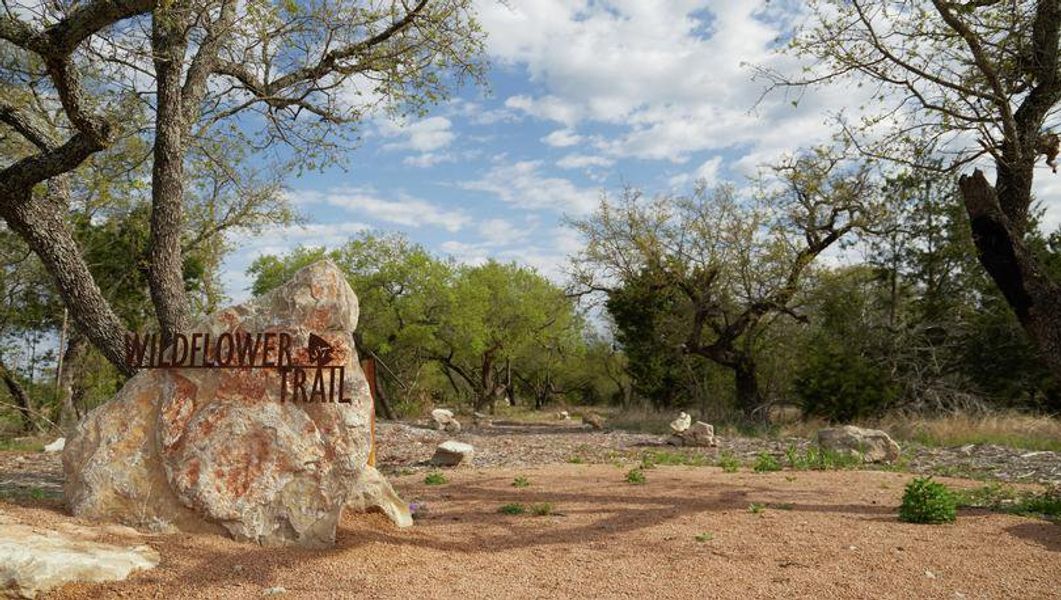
[63,260,410,547]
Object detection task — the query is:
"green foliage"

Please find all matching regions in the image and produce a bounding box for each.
[899,477,957,524]
[512,476,530,488]
[795,341,898,422]
[752,452,782,472]
[694,532,714,542]
[717,452,740,473]
[785,445,862,471]
[953,484,1060,522]
[567,455,585,464]
[625,468,646,485]
[529,502,555,516]
[423,471,447,486]
[748,503,766,514]
[498,503,526,515]
[640,450,711,468]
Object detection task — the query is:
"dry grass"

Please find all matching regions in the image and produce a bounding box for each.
[781,411,1061,452]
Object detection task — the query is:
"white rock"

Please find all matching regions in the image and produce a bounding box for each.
[675,421,717,447]
[430,409,461,433]
[431,441,474,467]
[669,412,691,434]
[0,521,159,599]
[816,425,901,463]
[42,438,65,453]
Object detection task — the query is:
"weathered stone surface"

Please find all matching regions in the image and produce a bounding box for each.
[431,409,461,433]
[63,260,409,547]
[431,441,474,467]
[671,421,717,447]
[582,413,604,430]
[669,412,691,434]
[817,425,901,463]
[42,439,64,453]
[0,521,158,599]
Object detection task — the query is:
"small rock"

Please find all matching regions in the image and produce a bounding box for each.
[816,425,901,463]
[431,441,475,467]
[43,438,65,453]
[958,444,976,456]
[669,412,691,434]
[263,586,287,596]
[233,564,244,573]
[925,570,936,579]
[675,421,717,447]
[557,411,570,421]
[431,409,461,433]
[582,413,604,430]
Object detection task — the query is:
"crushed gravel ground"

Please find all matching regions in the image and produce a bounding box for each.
[1,421,1058,599]
[4,466,1055,600]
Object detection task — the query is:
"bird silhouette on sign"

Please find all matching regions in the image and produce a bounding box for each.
[307,333,335,366]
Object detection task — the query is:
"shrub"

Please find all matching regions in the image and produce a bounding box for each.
[512,476,530,488]
[748,502,765,514]
[625,468,646,484]
[899,477,957,524]
[530,502,554,516]
[499,503,526,515]
[717,451,740,473]
[694,532,714,542]
[424,471,447,485]
[795,344,898,422]
[753,452,782,472]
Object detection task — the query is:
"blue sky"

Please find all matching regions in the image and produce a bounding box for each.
[221,0,1061,301]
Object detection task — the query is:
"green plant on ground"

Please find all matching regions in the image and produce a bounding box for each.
[899,477,957,524]
[954,483,1060,522]
[499,503,526,515]
[717,451,740,473]
[748,502,766,514]
[424,471,447,486]
[694,532,714,542]
[785,445,862,471]
[530,502,555,516]
[512,476,530,488]
[641,450,710,468]
[625,468,646,485]
[567,455,585,464]
[753,452,782,472]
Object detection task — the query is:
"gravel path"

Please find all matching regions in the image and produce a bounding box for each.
[16,466,1058,600]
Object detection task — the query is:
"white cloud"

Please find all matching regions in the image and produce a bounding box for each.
[294,188,471,232]
[668,155,724,188]
[477,218,530,246]
[478,1,865,166]
[542,129,583,147]
[556,153,614,170]
[462,160,599,215]
[379,116,456,154]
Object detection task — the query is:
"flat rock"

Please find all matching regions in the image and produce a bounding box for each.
[431,441,474,467]
[0,521,158,599]
[42,439,64,453]
[63,260,408,547]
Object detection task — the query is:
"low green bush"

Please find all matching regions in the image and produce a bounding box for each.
[899,477,956,524]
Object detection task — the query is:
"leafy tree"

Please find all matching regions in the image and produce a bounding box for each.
[0,0,485,373]
[764,0,1061,387]
[572,149,882,419]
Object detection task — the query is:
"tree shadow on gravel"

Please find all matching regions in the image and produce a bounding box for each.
[1004,521,1061,552]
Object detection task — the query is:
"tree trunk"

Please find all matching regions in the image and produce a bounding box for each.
[148,6,192,343]
[0,361,34,432]
[733,357,763,420]
[959,170,1061,383]
[0,186,133,376]
[58,333,89,433]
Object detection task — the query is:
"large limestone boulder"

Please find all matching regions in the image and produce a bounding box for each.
[0,519,158,599]
[670,421,717,447]
[816,425,901,463]
[63,260,410,548]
